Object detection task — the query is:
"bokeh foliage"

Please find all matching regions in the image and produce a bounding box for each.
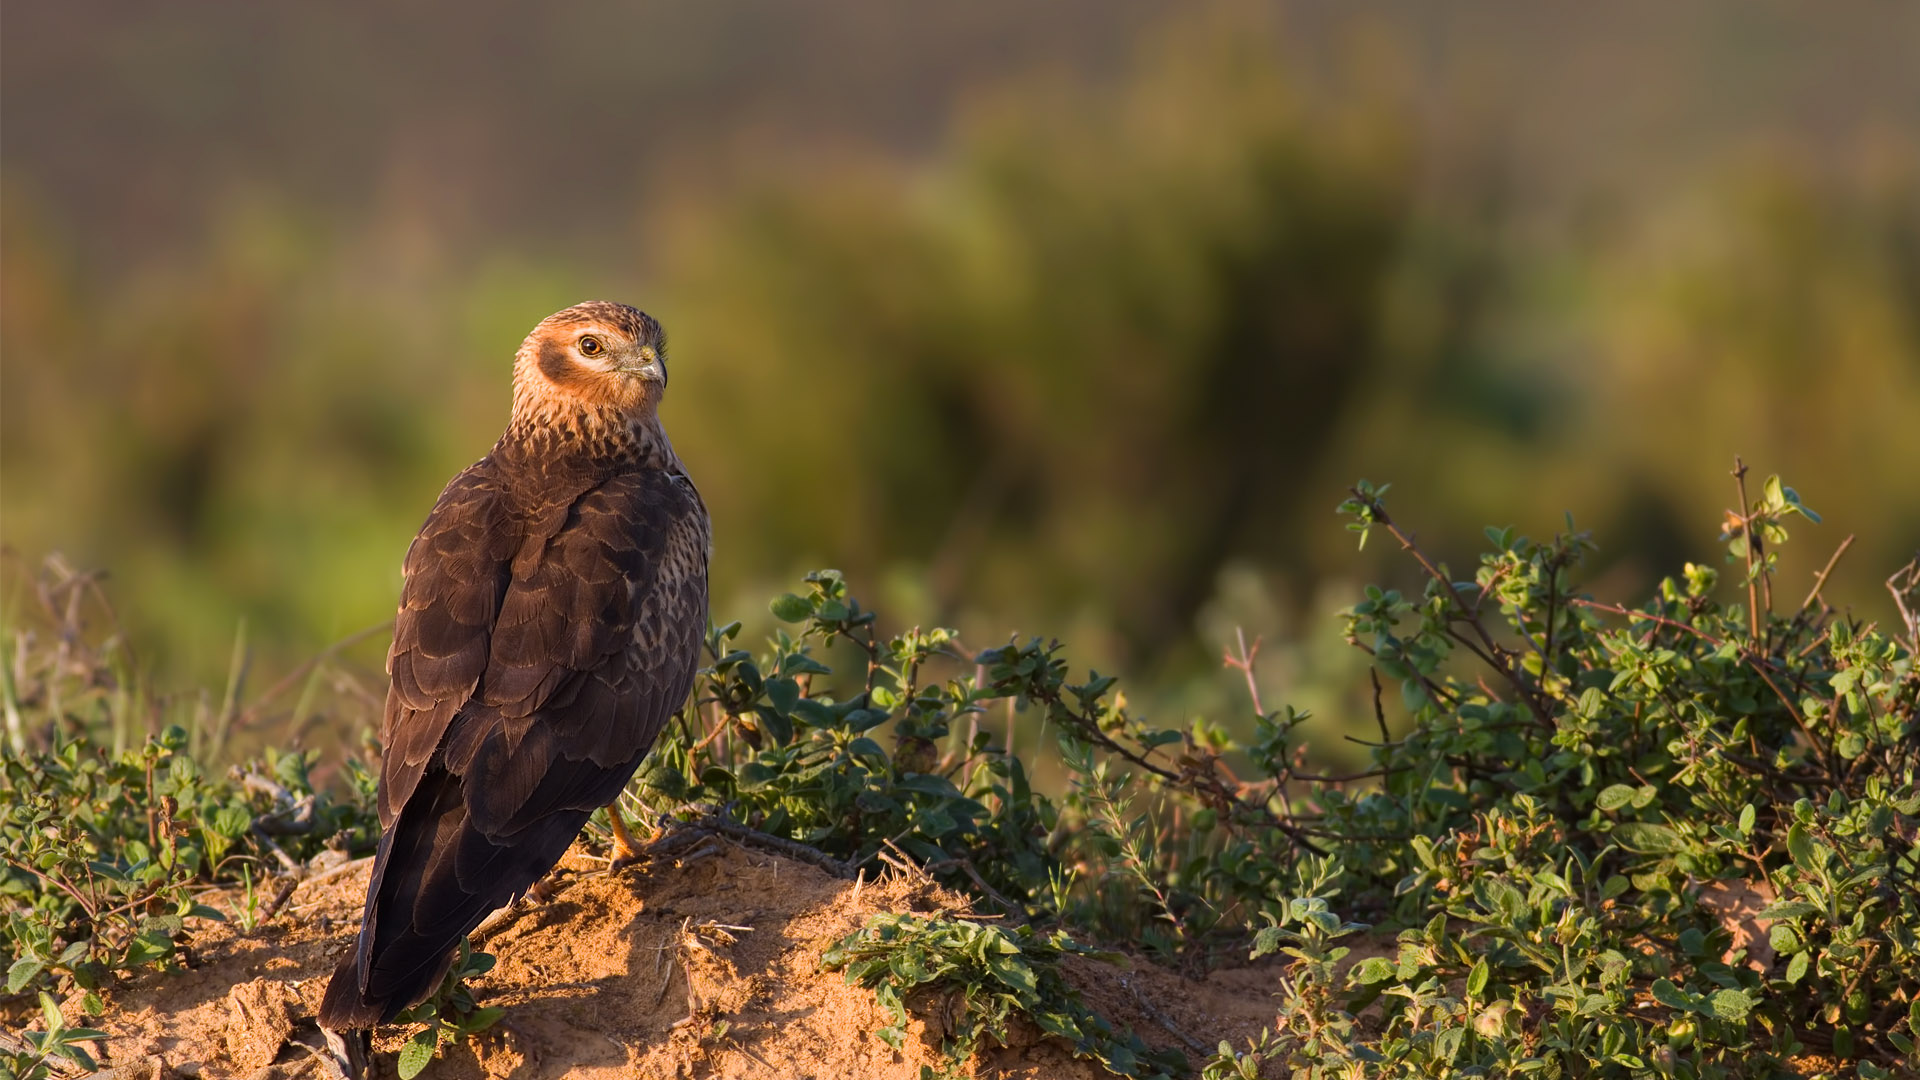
[4,7,1918,722]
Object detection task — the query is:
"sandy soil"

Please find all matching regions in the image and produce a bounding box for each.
[77,834,1296,1080]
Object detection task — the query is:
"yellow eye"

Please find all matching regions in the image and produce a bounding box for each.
[578,335,604,357]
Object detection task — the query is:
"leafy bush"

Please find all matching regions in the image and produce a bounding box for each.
[2,727,373,1012]
[629,569,1058,915]
[1283,470,1918,1076]
[5,467,1914,1079]
[1,559,381,1075]
[664,470,1914,1076]
[823,912,1184,1080]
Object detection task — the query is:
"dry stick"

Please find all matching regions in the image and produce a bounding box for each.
[1572,599,1732,649]
[1355,490,1551,725]
[292,854,377,895]
[1369,668,1391,744]
[1120,975,1209,1054]
[1042,688,1331,855]
[675,814,856,879]
[1224,629,1301,818]
[1348,638,1459,707]
[234,620,392,731]
[249,826,303,876]
[1223,628,1265,716]
[258,876,301,924]
[886,837,1025,920]
[691,708,740,755]
[1799,534,1856,615]
[1888,556,1920,654]
[1731,458,1762,642]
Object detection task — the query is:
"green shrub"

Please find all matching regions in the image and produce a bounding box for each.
[6,467,1914,1079]
[823,912,1184,1080]
[2,728,376,1012]
[1274,471,1917,1076]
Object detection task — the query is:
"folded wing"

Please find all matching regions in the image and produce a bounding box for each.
[319,465,707,1028]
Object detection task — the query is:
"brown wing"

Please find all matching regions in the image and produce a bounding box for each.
[377,461,517,827]
[444,468,709,832]
[320,466,708,1029]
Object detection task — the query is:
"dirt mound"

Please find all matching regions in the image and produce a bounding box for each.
[81,837,1287,1079]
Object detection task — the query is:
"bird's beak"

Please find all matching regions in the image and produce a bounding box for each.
[618,349,664,383]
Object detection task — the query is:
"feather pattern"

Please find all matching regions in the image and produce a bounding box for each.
[320,302,707,1030]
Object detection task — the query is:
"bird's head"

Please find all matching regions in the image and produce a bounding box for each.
[511,301,669,427]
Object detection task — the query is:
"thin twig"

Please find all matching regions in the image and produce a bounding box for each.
[662,814,856,879]
[258,875,301,924]
[234,620,392,731]
[1799,534,1855,615]
[1222,629,1265,716]
[1369,668,1391,744]
[291,854,377,895]
[1121,975,1208,1054]
[1350,489,1551,726]
[1731,458,1761,641]
[1887,556,1920,654]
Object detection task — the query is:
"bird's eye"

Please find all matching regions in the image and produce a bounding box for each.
[578,335,604,357]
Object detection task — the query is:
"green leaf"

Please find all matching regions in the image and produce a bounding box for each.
[1650,979,1692,1012]
[1763,474,1787,512]
[1350,957,1395,986]
[1786,823,1815,870]
[1466,957,1489,999]
[1611,822,1684,854]
[768,593,813,623]
[213,804,252,838]
[1768,923,1801,955]
[1709,988,1754,1021]
[50,1040,99,1072]
[1757,900,1820,920]
[1595,784,1637,812]
[1785,951,1810,985]
[7,957,45,994]
[397,1029,439,1079]
[765,677,800,717]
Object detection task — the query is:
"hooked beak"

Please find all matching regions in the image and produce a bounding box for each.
[618,348,664,383]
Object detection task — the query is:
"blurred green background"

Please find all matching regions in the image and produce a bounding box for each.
[4,1,1917,746]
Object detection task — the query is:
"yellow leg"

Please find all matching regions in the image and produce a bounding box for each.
[607,802,646,871]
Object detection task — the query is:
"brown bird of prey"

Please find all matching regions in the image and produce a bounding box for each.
[318,301,709,1029]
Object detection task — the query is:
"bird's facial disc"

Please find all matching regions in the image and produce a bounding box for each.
[518,302,669,421]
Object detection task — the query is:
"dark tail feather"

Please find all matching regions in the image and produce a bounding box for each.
[318,948,412,1030]
[317,766,592,1029]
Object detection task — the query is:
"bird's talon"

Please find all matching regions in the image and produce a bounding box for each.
[606,806,647,873]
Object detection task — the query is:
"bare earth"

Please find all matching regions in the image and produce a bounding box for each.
[81,837,1294,1079]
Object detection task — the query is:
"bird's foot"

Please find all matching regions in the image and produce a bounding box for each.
[607,806,648,873]
[524,875,561,906]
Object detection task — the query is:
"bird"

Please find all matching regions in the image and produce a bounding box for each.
[318,301,709,1030]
